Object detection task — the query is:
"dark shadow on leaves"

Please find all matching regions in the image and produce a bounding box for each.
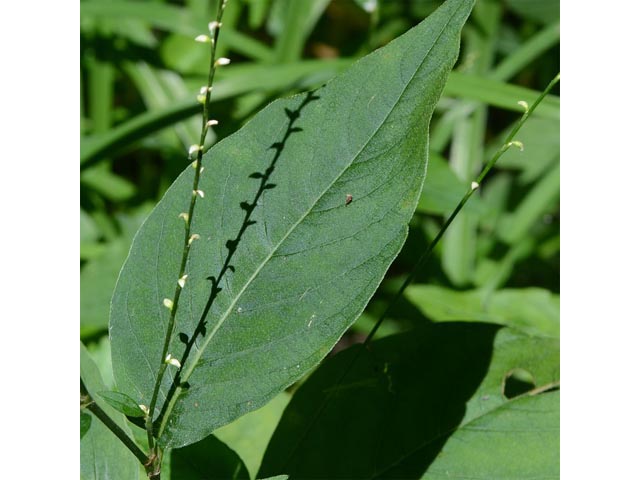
[259,322,501,479]
[170,434,250,479]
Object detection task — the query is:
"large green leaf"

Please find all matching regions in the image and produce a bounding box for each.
[258,323,559,478]
[81,344,141,480]
[110,0,475,449]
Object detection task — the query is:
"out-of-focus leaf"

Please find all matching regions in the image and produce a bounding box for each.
[505,0,559,24]
[491,21,559,81]
[81,343,140,480]
[215,392,291,479]
[81,209,100,243]
[442,116,479,286]
[473,235,536,290]
[259,323,559,478]
[81,236,127,337]
[489,116,559,184]
[442,7,500,287]
[444,71,559,119]
[497,162,559,244]
[81,207,152,338]
[243,0,272,29]
[86,335,116,390]
[80,1,273,61]
[110,0,475,449]
[404,285,559,337]
[123,62,203,149]
[80,59,352,167]
[87,56,115,134]
[81,164,137,202]
[268,0,330,62]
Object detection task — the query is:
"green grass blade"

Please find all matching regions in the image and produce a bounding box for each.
[444,71,559,119]
[80,60,352,167]
[491,20,559,81]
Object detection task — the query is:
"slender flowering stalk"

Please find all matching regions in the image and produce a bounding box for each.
[144,0,230,475]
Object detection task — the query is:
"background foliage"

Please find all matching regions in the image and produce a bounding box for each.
[80,0,559,477]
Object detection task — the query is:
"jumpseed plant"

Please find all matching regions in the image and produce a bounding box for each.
[80,0,560,478]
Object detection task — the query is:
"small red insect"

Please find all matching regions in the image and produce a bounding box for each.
[345,194,353,205]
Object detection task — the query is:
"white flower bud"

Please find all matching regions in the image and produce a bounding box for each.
[508,140,524,151]
[164,354,181,368]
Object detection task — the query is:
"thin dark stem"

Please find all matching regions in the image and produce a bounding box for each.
[365,72,559,345]
[145,0,229,472]
[80,378,149,467]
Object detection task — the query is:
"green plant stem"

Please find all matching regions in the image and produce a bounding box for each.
[365,72,559,344]
[145,0,228,464]
[80,378,149,467]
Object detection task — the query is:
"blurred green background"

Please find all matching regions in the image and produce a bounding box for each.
[80,0,559,453]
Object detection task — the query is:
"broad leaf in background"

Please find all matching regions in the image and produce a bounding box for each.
[259,322,559,479]
[110,0,475,449]
[215,392,291,479]
[405,285,559,337]
[81,344,140,480]
[421,391,559,479]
